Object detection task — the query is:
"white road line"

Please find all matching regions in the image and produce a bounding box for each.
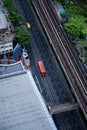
[35,75,42,93]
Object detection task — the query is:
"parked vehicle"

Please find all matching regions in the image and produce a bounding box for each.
[37,61,46,76]
[22,49,30,68]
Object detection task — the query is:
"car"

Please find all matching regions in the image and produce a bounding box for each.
[23,49,28,59]
[22,49,30,68]
[37,61,46,76]
[26,22,31,28]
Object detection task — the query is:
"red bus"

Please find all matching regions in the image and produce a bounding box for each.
[37,61,46,76]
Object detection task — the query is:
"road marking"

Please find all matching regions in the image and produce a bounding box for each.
[35,75,42,93]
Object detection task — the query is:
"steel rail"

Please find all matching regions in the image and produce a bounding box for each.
[32,0,87,114]
[42,0,87,94]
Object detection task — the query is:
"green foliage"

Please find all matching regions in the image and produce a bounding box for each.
[57,0,70,5]
[58,0,65,5]
[64,15,87,37]
[85,50,87,63]
[3,0,31,48]
[3,0,13,7]
[65,3,84,16]
[82,25,87,36]
[82,5,87,17]
[75,40,87,63]
[15,26,31,47]
[8,9,22,26]
[4,0,22,27]
[63,1,87,38]
[76,40,87,51]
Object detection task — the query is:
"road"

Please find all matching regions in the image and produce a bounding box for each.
[14,0,72,106]
[33,0,87,116]
[53,109,86,130]
[14,0,86,129]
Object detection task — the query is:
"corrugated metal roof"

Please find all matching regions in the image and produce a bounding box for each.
[0,68,57,130]
[0,61,25,78]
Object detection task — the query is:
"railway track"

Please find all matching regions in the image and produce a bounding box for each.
[42,0,87,111]
[43,0,87,93]
[32,0,87,118]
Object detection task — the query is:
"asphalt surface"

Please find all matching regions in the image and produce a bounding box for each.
[52,109,86,130]
[14,0,72,106]
[14,0,86,129]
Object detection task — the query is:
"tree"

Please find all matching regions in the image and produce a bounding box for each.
[3,0,13,7]
[16,26,31,47]
[64,15,87,38]
[76,40,87,51]
[3,0,22,26]
[8,8,22,26]
[65,2,84,16]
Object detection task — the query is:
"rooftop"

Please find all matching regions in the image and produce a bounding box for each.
[0,62,57,130]
[0,61,25,78]
[0,5,8,29]
[0,5,15,44]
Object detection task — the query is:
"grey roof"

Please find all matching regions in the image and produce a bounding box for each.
[0,70,57,130]
[0,5,8,30]
[0,61,25,78]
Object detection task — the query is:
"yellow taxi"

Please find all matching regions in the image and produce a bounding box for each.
[26,22,31,28]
